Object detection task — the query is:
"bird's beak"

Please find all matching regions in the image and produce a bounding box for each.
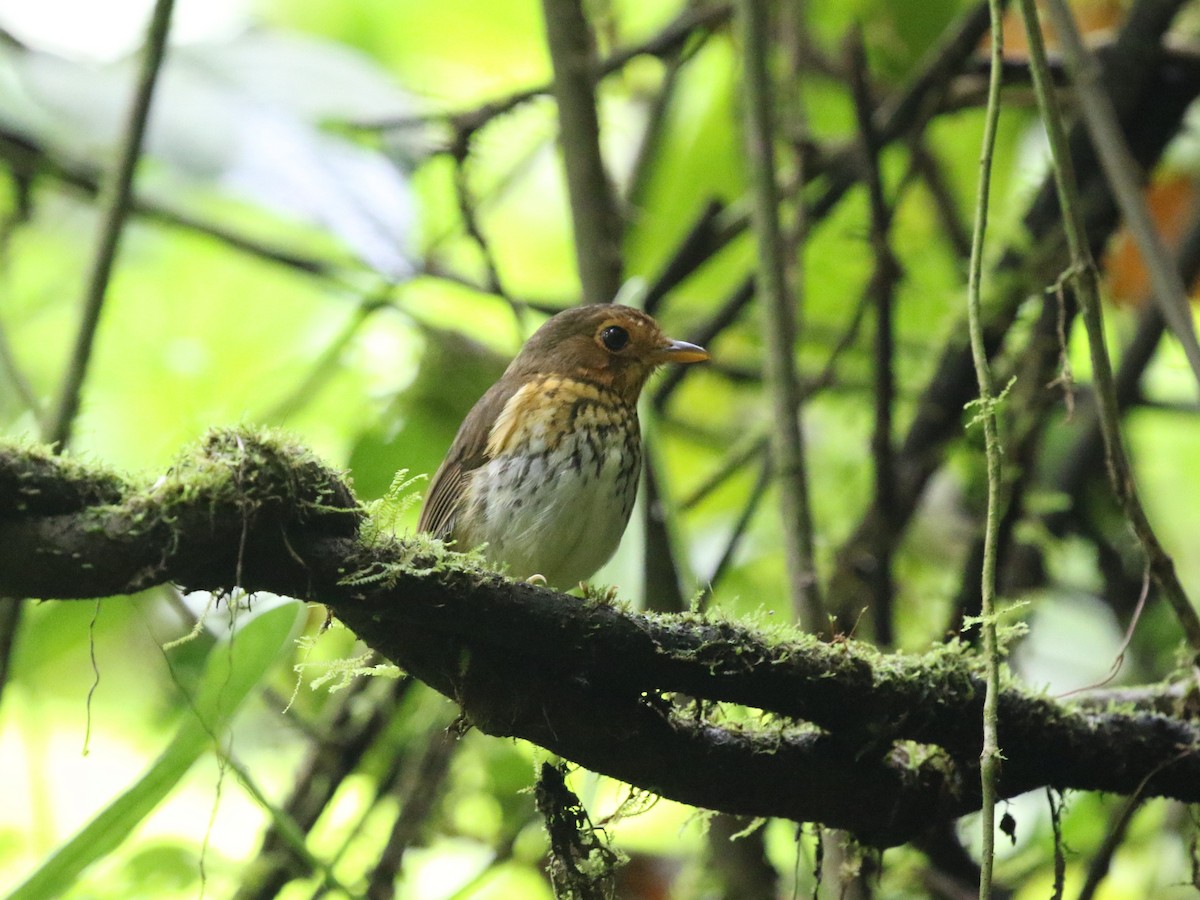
[654,339,710,365]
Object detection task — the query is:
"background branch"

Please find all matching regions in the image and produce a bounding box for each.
[540,0,624,304]
[1041,0,1200,390]
[738,0,823,630]
[1017,0,1200,653]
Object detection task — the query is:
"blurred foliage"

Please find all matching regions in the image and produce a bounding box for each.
[1,0,1199,897]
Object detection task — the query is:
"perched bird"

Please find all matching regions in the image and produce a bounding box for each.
[418,304,709,588]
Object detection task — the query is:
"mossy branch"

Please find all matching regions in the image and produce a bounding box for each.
[2,431,1199,848]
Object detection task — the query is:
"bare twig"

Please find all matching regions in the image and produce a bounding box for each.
[697,455,771,613]
[0,130,345,282]
[448,135,528,329]
[809,0,1000,223]
[262,295,391,424]
[674,273,878,516]
[0,321,39,420]
[827,0,1198,640]
[651,275,754,412]
[0,188,42,421]
[235,678,413,900]
[219,750,356,896]
[642,199,729,313]
[0,596,20,707]
[46,0,177,448]
[1048,788,1065,900]
[1049,207,1200,519]
[356,5,733,135]
[625,32,711,213]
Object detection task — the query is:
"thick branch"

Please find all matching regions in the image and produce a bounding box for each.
[1,432,1198,848]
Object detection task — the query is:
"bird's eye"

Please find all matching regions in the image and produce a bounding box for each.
[600,325,630,352]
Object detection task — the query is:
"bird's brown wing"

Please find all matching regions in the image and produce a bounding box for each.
[417,378,519,538]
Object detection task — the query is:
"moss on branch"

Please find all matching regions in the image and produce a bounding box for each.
[1,429,1198,847]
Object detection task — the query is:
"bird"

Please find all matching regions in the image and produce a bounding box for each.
[418,303,709,588]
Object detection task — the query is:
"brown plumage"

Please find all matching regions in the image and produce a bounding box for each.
[418,304,708,587]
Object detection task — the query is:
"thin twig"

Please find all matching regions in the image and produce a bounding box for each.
[220,751,355,896]
[0,319,39,419]
[642,442,688,613]
[0,192,42,421]
[576,2,996,321]
[1048,788,1065,900]
[1040,0,1200,391]
[737,0,823,631]
[642,199,728,313]
[675,273,879,515]
[909,138,973,261]
[652,275,754,412]
[680,430,768,511]
[1075,795,1145,900]
[262,296,390,423]
[356,5,733,134]
[965,1,1007,894]
[809,0,1000,223]
[1017,0,1200,654]
[541,0,624,304]
[0,596,20,710]
[0,131,347,282]
[45,0,176,448]
[448,134,527,329]
[697,455,772,613]
[624,32,711,213]
[234,678,412,900]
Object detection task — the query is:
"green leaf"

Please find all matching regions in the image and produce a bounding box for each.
[9,597,301,900]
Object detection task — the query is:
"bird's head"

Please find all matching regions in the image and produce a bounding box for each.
[505,304,709,401]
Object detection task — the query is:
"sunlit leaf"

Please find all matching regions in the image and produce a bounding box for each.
[8,598,301,900]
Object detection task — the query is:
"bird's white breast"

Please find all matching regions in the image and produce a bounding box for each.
[458,377,641,588]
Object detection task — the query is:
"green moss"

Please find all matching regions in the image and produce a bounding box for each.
[87,428,360,554]
[340,526,494,590]
[0,438,129,512]
[157,427,354,515]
